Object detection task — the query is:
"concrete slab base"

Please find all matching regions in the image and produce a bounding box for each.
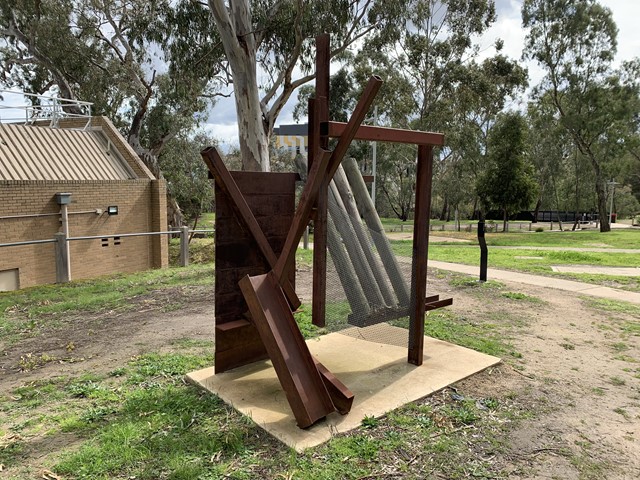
[187,325,500,451]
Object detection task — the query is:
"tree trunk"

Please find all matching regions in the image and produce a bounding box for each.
[209,0,269,172]
[595,177,610,232]
[532,197,541,223]
[502,208,508,233]
[229,55,269,172]
[439,195,448,221]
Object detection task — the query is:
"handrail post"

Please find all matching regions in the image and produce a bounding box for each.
[179,225,190,267]
[55,233,70,283]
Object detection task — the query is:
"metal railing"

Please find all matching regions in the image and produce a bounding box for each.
[0,227,214,285]
[0,90,93,130]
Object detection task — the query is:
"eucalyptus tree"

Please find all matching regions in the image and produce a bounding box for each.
[476,112,538,231]
[442,54,528,219]
[527,97,570,220]
[204,0,393,171]
[0,0,226,225]
[348,1,530,219]
[158,131,216,229]
[522,0,640,232]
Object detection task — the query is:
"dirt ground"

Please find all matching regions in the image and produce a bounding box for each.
[1,269,639,479]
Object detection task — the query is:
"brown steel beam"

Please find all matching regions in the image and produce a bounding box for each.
[425,298,453,311]
[314,358,354,415]
[273,75,383,283]
[408,145,434,366]
[239,272,334,428]
[326,122,445,147]
[312,35,330,328]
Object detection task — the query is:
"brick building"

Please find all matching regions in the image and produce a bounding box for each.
[0,116,168,291]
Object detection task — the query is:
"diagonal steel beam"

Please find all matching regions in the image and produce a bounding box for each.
[201,147,301,310]
[273,75,383,282]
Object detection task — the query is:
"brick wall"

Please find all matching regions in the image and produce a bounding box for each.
[0,179,168,288]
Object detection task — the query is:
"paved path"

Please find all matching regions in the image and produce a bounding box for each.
[430,244,640,254]
[428,260,640,305]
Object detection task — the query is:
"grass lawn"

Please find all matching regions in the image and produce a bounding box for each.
[390,229,640,292]
[0,265,529,480]
[0,264,215,347]
[430,228,640,249]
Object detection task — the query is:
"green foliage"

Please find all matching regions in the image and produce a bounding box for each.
[158,132,215,225]
[523,0,640,232]
[361,415,380,429]
[293,304,325,339]
[0,0,217,147]
[477,112,539,223]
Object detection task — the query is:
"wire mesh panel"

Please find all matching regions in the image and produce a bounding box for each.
[322,163,418,349]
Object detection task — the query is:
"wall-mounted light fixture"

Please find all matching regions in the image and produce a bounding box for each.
[107,206,119,216]
[55,192,72,205]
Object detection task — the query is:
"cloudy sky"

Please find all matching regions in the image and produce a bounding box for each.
[206,0,640,149]
[1,2,636,147]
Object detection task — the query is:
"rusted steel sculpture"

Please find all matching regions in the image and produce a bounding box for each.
[202,34,451,429]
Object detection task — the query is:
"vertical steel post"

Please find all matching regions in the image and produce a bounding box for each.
[478,221,487,282]
[408,145,433,366]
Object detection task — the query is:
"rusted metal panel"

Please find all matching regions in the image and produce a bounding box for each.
[213,167,297,373]
[204,147,300,310]
[0,124,135,180]
[239,272,335,428]
[215,216,294,243]
[214,319,269,373]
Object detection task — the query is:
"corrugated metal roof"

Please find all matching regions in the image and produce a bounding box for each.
[0,123,137,180]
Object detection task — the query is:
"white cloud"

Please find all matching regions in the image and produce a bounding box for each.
[600,0,640,64]
[471,0,639,99]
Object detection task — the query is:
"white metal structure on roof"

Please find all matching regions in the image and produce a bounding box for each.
[0,90,92,129]
[0,123,136,181]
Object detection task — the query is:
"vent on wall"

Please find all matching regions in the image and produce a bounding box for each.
[0,268,19,291]
[101,238,109,247]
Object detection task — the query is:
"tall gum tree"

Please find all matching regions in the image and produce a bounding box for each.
[205,0,389,171]
[0,0,224,226]
[476,112,538,231]
[348,1,529,218]
[522,0,640,232]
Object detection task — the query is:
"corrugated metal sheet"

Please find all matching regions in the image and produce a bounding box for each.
[0,124,137,180]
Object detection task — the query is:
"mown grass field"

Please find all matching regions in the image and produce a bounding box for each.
[441,228,640,249]
[3,226,639,478]
[411,227,640,292]
[1,265,532,480]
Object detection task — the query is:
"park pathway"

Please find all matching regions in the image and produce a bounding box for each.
[430,244,640,254]
[428,260,640,305]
